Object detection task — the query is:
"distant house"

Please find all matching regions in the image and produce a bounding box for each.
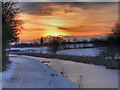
[41,37,44,44]
[33,38,41,44]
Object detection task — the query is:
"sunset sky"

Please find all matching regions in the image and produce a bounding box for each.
[17,2,118,41]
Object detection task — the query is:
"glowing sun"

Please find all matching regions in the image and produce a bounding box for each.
[43,27,68,37]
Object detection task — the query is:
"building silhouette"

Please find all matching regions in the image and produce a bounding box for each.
[41,37,44,44]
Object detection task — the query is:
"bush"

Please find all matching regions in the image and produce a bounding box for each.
[106,59,119,69]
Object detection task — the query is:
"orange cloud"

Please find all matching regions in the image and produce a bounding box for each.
[17,2,117,40]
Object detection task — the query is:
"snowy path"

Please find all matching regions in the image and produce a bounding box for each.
[2,55,78,88]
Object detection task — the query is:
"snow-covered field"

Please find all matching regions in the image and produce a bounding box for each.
[63,43,94,48]
[57,48,100,56]
[9,46,49,54]
[29,56,118,88]
[9,43,99,57]
[2,55,78,88]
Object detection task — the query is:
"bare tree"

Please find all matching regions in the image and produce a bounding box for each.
[112,23,120,38]
[2,1,23,71]
[100,23,120,69]
[48,36,63,53]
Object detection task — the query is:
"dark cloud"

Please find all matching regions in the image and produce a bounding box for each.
[58,27,70,31]
[68,2,117,10]
[18,2,117,15]
[58,26,95,32]
[25,28,45,31]
[18,2,54,15]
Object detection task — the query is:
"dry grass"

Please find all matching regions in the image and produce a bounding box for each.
[11,52,120,69]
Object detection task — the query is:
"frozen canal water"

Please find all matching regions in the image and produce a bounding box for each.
[28,56,118,88]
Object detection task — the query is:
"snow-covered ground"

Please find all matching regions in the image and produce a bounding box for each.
[8,54,19,57]
[2,54,78,88]
[9,46,49,54]
[9,47,100,57]
[57,48,100,56]
[9,45,99,57]
[65,43,94,48]
[29,56,118,88]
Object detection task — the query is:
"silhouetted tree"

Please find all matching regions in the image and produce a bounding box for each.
[100,23,120,69]
[48,36,63,53]
[2,2,22,71]
[107,23,120,46]
[112,23,120,38]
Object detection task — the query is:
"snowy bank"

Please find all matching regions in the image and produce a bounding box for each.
[2,55,78,88]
